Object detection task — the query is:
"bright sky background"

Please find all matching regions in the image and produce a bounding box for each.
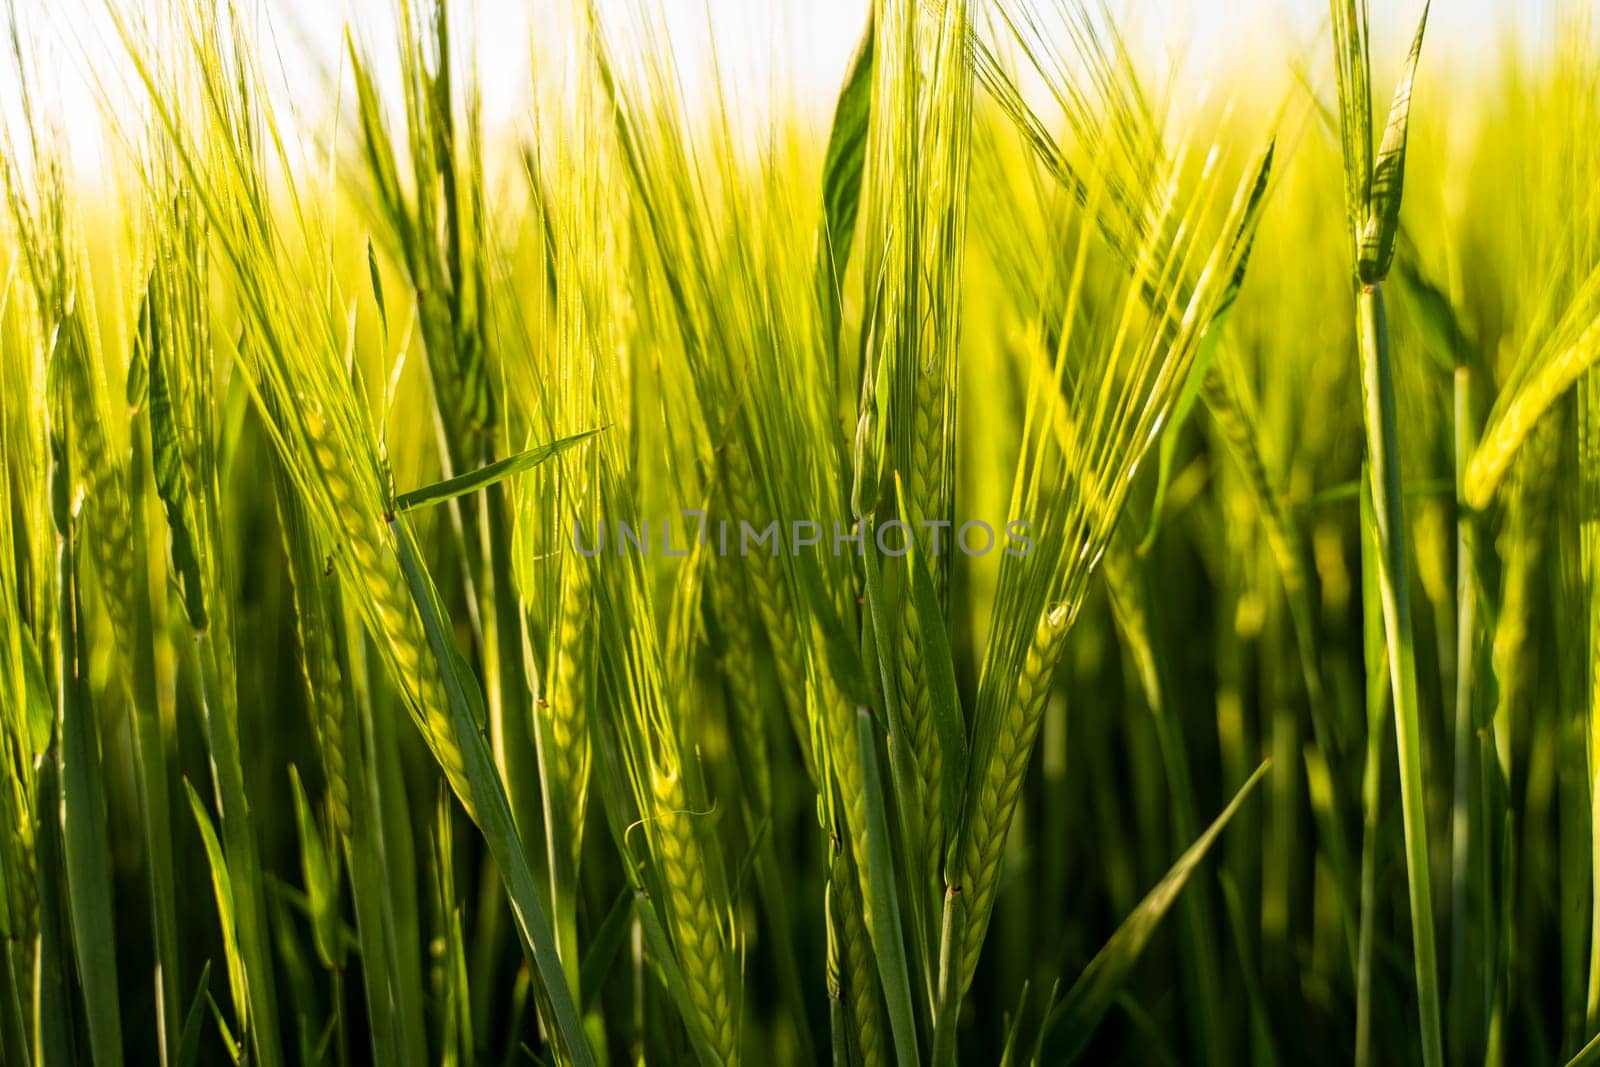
[0,0,1567,180]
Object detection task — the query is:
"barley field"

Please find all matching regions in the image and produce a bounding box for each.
[0,0,1597,1063]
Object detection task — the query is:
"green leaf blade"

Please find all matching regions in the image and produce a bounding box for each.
[1039,761,1270,1062]
[393,428,601,513]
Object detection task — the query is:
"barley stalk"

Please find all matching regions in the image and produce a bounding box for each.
[711,567,771,811]
[303,406,473,816]
[956,603,1069,989]
[278,482,352,837]
[821,673,872,899]
[293,590,352,837]
[544,550,592,867]
[56,321,137,646]
[722,445,812,770]
[1359,282,1445,1067]
[829,840,888,1067]
[894,584,941,875]
[650,765,740,1062]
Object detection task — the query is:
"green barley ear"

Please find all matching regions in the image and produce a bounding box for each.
[1357,3,1428,285]
[1465,269,1600,510]
[275,469,353,838]
[829,839,889,1067]
[718,444,815,768]
[708,564,771,813]
[956,602,1068,983]
[542,552,593,866]
[140,271,206,631]
[953,16,1276,988]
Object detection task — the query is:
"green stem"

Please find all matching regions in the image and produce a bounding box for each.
[128,422,184,1063]
[196,632,284,1067]
[856,709,920,1067]
[342,678,411,1067]
[1356,283,1443,1067]
[34,749,81,1066]
[1449,365,1487,1061]
[931,886,966,1067]
[1354,481,1388,1067]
